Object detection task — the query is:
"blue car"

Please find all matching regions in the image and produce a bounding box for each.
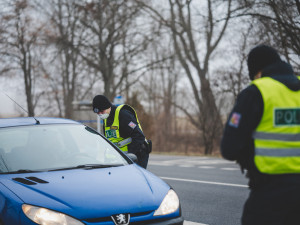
[0,117,183,225]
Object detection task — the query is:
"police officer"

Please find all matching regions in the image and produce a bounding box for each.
[92,95,150,169]
[221,45,300,225]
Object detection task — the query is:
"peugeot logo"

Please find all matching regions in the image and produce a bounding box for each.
[111,213,130,225]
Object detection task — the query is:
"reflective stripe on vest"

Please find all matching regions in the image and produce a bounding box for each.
[252,76,300,174]
[104,104,143,152]
[116,137,132,148]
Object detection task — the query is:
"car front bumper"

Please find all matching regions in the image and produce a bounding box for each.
[130,216,184,225]
[143,217,184,225]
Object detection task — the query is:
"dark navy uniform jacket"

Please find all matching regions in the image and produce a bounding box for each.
[104,105,145,155]
[221,61,300,189]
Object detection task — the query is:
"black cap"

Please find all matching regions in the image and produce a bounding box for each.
[92,95,112,113]
[247,44,282,80]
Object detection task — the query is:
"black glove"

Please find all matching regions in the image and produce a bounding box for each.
[147,140,152,153]
[140,140,152,154]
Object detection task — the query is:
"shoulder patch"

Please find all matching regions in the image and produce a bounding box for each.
[128,121,137,129]
[228,112,241,128]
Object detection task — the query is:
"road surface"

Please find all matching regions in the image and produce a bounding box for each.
[147,154,250,225]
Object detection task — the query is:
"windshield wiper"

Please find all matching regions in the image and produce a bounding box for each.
[0,155,9,171]
[1,169,41,174]
[49,164,123,171]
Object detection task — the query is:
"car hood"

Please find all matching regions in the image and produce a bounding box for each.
[0,164,170,220]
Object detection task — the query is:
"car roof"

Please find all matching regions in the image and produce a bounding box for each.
[0,117,80,128]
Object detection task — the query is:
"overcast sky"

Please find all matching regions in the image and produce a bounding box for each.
[0,92,16,116]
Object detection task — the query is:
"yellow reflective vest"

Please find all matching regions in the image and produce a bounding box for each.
[104,104,143,152]
[252,77,300,174]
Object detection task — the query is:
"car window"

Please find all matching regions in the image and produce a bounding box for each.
[0,124,130,173]
[0,129,28,153]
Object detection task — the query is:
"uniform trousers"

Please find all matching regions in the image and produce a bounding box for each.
[136,150,149,169]
[242,180,300,225]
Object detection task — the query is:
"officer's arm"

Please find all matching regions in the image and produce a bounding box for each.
[221,85,263,161]
[129,126,145,155]
[119,110,145,155]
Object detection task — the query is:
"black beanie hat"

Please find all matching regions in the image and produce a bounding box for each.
[247,44,282,80]
[92,95,112,113]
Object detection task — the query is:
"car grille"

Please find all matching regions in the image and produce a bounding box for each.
[84,211,152,223]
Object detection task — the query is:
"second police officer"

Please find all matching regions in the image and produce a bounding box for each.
[221,45,300,225]
[92,95,151,169]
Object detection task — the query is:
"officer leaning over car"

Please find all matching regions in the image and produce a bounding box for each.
[221,44,300,225]
[92,95,151,169]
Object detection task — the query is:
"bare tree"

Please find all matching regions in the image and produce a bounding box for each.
[0,0,45,116]
[212,23,253,103]
[141,50,181,152]
[239,0,300,71]
[39,0,88,119]
[139,0,247,154]
[75,0,153,101]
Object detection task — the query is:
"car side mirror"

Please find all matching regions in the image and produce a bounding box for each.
[126,153,138,163]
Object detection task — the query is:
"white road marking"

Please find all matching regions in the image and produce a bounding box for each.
[198,166,215,169]
[221,168,240,171]
[179,165,194,167]
[161,176,248,188]
[149,157,242,173]
[149,158,235,167]
[149,162,169,166]
[184,221,208,225]
[194,160,234,165]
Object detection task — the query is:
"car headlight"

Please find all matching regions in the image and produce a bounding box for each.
[154,189,180,216]
[22,204,84,225]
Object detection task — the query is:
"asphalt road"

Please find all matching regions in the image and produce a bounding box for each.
[147,154,250,225]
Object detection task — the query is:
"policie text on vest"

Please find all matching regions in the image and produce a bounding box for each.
[275,108,300,126]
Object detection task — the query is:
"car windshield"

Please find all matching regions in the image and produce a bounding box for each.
[0,124,130,173]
